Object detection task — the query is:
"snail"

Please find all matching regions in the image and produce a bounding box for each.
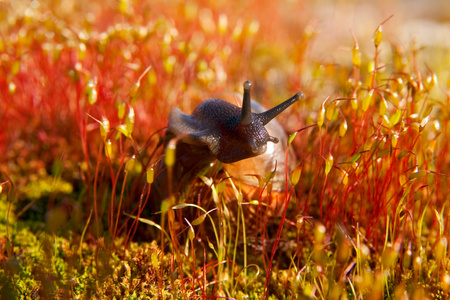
[152,81,303,212]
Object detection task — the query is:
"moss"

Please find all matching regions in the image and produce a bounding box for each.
[1,0,450,298]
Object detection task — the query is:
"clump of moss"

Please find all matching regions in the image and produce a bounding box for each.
[1,0,450,299]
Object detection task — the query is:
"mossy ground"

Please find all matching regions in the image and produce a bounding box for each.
[1,0,450,299]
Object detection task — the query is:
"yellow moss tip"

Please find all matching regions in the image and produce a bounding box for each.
[374,25,382,47]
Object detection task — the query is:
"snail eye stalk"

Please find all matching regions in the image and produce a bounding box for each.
[257,92,304,126]
[239,81,253,125]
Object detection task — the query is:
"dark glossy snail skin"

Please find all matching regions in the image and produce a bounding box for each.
[152,81,303,201]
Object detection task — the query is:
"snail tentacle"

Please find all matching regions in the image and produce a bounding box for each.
[239,81,253,125]
[268,136,279,143]
[257,92,304,125]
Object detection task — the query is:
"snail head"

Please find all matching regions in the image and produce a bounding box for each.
[168,81,303,164]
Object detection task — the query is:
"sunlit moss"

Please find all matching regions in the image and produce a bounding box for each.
[0,0,449,298]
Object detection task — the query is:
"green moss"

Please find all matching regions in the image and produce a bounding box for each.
[1,0,450,298]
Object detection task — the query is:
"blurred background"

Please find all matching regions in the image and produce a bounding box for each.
[1,0,449,220]
[1,0,450,297]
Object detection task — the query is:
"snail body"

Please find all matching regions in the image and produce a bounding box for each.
[169,81,301,164]
[152,81,302,207]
